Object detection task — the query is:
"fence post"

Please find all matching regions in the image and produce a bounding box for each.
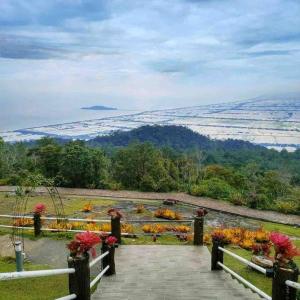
[194,216,204,245]
[68,253,90,300]
[272,262,299,300]
[33,212,42,237]
[211,240,224,271]
[14,241,23,272]
[111,217,121,244]
[102,243,116,276]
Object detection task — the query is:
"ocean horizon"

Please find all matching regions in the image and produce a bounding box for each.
[0,108,139,132]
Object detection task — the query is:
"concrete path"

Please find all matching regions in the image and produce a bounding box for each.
[0,235,102,276]
[92,246,261,300]
[1,186,299,226]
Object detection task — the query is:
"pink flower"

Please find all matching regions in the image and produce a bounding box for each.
[34,203,46,214]
[252,243,271,257]
[105,236,118,247]
[67,231,101,258]
[270,232,300,261]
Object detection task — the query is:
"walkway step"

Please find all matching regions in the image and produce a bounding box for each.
[92,246,263,300]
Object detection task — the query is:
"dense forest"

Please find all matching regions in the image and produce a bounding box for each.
[0,126,299,215]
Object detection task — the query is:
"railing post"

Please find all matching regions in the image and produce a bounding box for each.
[68,254,90,300]
[272,262,299,300]
[193,216,204,245]
[111,217,121,244]
[211,240,224,271]
[102,243,116,276]
[33,212,42,237]
[14,241,23,272]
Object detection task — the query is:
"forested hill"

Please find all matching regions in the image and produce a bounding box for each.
[1,125,300,215]
[89,125,262,151]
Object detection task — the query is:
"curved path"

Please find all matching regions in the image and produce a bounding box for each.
[0,186,299,226]
[92,245,261,300]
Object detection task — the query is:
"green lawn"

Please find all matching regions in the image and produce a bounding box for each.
[259,221,300,238]
[217,240,300,298]
[0,257,68,300]
[0,193,118,217]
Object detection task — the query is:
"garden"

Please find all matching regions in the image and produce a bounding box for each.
[0,192,299,299]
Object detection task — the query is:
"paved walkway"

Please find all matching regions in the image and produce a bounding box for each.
[0,235,102,276]
[92,246,261,300]
[1,186,299,226]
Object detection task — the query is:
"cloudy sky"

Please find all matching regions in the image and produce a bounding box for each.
[0,0,300,122]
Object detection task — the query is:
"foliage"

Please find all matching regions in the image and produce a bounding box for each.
[135,204,145,213]
[210,227,270,250]
[141,223,191,236]
[154,208,182,220]
[67,231,101,258]
[13,218,33,227]
[190,178,236,200]
[270,232,300,265]
[82,201,93,212]
[1,125,300,215]
[105,235,118,247]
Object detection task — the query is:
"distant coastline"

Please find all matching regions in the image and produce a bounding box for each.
[81,105,117,111]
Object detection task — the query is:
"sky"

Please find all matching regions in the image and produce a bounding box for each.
[0,0,300,122]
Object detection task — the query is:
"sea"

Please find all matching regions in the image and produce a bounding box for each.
[0,108,139,132]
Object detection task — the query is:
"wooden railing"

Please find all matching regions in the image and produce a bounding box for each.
[211,240,299,300]
[0,214,205,245]
[0,248,114,300]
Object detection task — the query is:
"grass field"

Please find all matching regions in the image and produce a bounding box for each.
[215,239,300,297]
[0,257,68,300]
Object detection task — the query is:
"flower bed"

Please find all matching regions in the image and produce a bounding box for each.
[154,208,182,220]
[209,227,270,250]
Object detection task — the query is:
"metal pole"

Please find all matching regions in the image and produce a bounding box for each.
[14,241,23,272]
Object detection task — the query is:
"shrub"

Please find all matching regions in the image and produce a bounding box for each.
[275,200,299,214]
[140,174,158,192]
[7,174,22,185]
[246,192,269,209]
[135,204,145,213]
[0,178,9,186]
[190,178,236,200]
[154,208,182,220]
[142,224,166,234]
[229,192,245,206]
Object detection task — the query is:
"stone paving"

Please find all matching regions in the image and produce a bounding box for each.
[92,245,261,300]
[1,186,299,225]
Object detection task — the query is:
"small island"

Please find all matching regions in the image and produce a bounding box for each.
[81,105,117,111]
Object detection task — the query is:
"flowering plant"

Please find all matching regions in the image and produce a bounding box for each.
[82,201,93,213]
[252,243,271,257]
[270,232,300,266]
[211,229,226,243]
[107,208,123,219]
[154,208,182,220]
[105,236,118,247]
[34,203,46,214]
[195,208,208,217]
[67,231,101,258]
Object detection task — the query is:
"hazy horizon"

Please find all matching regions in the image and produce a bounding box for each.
[1,0,300,130]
